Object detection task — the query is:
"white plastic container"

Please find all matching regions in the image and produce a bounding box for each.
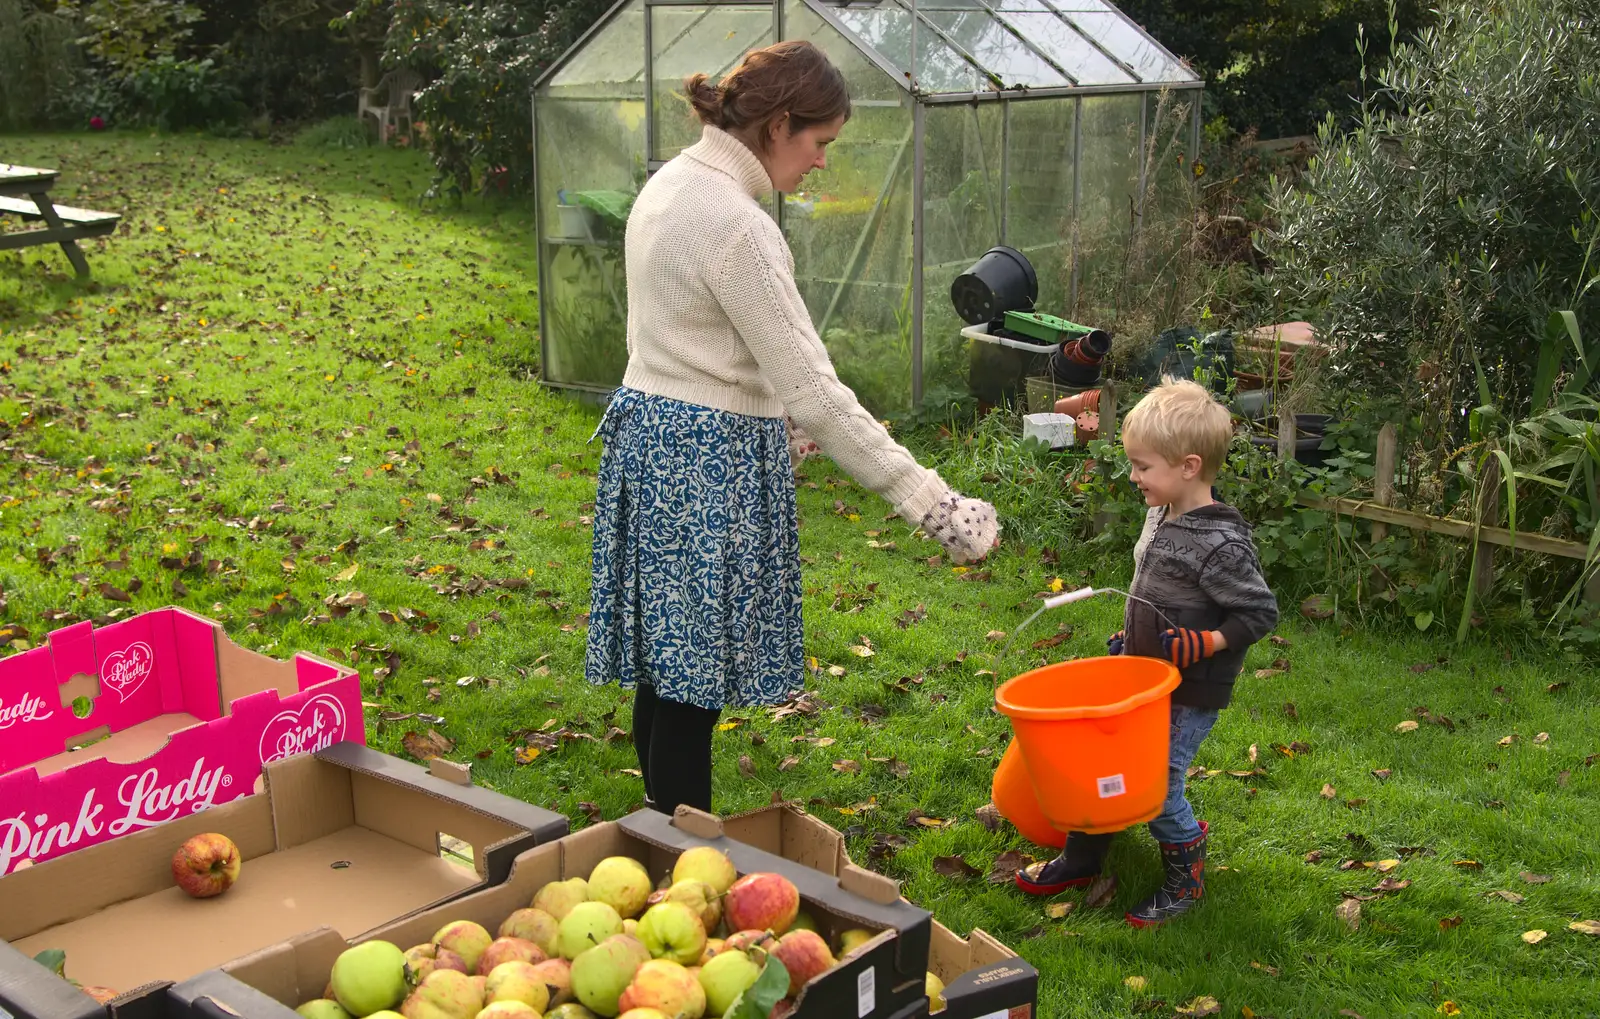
[1023,412,1076,449]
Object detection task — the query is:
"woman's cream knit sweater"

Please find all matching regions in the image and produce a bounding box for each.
[621,125,951,525]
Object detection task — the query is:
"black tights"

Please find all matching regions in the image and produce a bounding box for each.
[631,684,721,814]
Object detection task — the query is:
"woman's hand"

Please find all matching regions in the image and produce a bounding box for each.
[786,416,821,472]
[919,492,1001,564]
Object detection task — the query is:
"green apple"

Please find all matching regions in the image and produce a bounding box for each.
[547,1005,600,1019]
[571,937,647,1017]
[787,912,815,933]
[636,901,707,966]
[648,880,722,935]
[498,908,560,958]
[330,941,409,1017]
[534,877,591,921]
[837,929,874,957]
[475,1005,539,1019]
[697,950,760,1018]
[296,1000,351,1019]
[559,901,625,960]
[367,1012,407,1019]
[672,848,737,896]
[926,971,946,1012]
[588,857,653,919]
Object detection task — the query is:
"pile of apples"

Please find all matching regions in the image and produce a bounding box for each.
[294,846,945,1019]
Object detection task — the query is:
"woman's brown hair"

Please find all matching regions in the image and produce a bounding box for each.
[685,40,851,150]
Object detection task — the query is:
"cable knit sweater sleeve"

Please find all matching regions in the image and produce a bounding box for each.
[714,214,951,523]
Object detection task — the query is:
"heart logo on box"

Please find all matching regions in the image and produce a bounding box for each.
[259,694,349,763]
[100,641,155,703]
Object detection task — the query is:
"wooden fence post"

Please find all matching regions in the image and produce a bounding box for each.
[1277,409,1295,462]
[1372,423,1397,543]
[1475,457,1500,599]
[1101,380,1118,441]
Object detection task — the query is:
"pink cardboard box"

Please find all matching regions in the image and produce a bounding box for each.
[0,606,364,875]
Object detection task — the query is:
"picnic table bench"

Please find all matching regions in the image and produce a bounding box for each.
[0,163,121,278]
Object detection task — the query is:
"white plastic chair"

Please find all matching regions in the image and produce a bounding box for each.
[358,68,422,144]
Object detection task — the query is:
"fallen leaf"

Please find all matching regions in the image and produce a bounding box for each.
[738,755,756,778]
[1339,1012,1366,1019]
[777,755,800,771]
[1453,860,1482,870]
[1300,594,1335,620]
[987,850,1033,884]
[1174,995,1221,1017]
[1437,1003,1461,1016]
[716,720,743,732]
[1569,919,1600,935]
[1248,743,1259,763]
[831,759,860,774]
[1321,784,1338,800]
[933,855,981,879]
[619,768,643,777]
[975,802,1003,831]
[1336,898,1361,931]
[1374,860,1401,873]
[1521,929,1548,944]
[849,645,875,658]
[1487,890,1524,904]
[1396,720,1421,732]
[1533,732,1549,744]
[402,728,454,761]
[1305,851,1324,863]
[577,801,603,824]
[333,563,359,582]
[514,746,540,765]
[1250,961,1280,977]
[827,664,846,677]
[1440,915,1464,929]
[98,583,130,603]
[1498,734,1516,747]
[1519,872,1551,884]
[1122,975,1146,991]
[1373,877,1411,894]
[1083,874,1118,909]
[985,630,1007,642]
[1254,668,1284,679]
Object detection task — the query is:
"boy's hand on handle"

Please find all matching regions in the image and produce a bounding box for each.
[920,492,1000,565]
[1160,628,1226,669]
[1106,631,1125,656]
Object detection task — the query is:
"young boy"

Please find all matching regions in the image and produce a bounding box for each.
[1016,377,1280,926]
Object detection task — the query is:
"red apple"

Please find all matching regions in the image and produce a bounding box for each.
[769,999,796,1019]
[406,944,469,983]
[724,873,799,935]
[723,929,776,954]
[527,958,573,1006]
[617,959,705,1017]
[477,937,546,975]
[171,832,242,898]
[771,929,834,997]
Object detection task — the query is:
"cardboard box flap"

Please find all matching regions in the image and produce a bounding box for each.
[621,809,931,980]
[670,806,723,840]
[0,941,103,1019]
[266,754,356,850]
[720,803,848,877]
[168,971,301,1019]
[220,928,347,1010]
[838,863,901,905]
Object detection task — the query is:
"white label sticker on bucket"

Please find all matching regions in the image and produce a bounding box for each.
[857,966,876,1017]
[1097,773,1127,798]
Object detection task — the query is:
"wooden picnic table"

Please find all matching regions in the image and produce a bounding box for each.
[0,162,121,279]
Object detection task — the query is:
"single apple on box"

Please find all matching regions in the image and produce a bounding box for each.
[474,1003,539,1019]
[926,971,946,1012]
[589,857,653,919]
[401,969,483,1019]
[478,937,546,975]
[770,930,833,998]
[171,833,242,898]
[498,908,560,958]
[672,847,737,896]
[560,901,626,960]
[433,922,494,975]
[530,957,574,1006]
[648,880,722,934]
[618,959,706,1018]
[836,929,873,958]
[637,901,707,966]
[535,877,591,921]
[296,1000,352,1019]
[483,961,549,1013]
[570,937,647,1017]
[330,941,410,1017]
[406,944,469,983]
[723,874,799,936]
[696,949,761,1018]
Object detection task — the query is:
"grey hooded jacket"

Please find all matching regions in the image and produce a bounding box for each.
[1124,502,1280,709]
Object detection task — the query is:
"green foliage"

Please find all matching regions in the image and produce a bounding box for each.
[0,0,81,131]
[724,955,789,1019]
[124,56,243,131]
[1262,0,1600,434]
[296,115,377,150]
[340,0,613,198]
[59,0,204,79]
[1118,0,1432,137]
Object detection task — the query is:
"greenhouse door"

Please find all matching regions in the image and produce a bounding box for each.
[645,0,777,170]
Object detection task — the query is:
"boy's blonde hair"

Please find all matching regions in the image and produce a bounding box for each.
[1121,376,1234,479]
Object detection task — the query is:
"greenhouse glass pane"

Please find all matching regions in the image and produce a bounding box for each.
[786,101,915,415]
[1071,92,1141,321]
[786,0,903,103]
[650,4,774,160]
[831,4,984,94]
[1004,98,1073,318]
[990,10,1133,85]
[537,96,642,389]
[917,9,1069,88]
[921,102,1007,405]
[547,0,644,95]
[1060,10,1195,83]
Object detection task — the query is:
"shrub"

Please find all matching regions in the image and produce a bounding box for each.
[0,0,82,131]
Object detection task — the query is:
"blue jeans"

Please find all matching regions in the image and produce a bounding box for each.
[1146,703,1219,845]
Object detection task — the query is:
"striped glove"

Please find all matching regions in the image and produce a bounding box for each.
[1106,631,1125,656]
[919,492,1000,565]
[1160,628,1217,669]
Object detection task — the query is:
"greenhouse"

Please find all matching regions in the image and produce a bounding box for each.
[532,0,1203,415]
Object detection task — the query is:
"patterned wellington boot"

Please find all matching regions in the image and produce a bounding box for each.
[1014,832,1115,895]
[1126,821,1209,927]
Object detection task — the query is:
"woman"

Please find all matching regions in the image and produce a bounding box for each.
[585,40,999,816]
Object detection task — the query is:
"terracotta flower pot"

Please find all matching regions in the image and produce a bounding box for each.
[1053,388,1101,418]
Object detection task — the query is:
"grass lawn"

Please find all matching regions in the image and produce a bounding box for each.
[2,134,1598,1017]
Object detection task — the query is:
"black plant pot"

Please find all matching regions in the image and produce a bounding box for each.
[1249,413,1335,468]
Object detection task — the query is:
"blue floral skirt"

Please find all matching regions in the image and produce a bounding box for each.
[584,388,805,710]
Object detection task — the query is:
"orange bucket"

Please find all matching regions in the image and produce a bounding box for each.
[995,656,1181,834]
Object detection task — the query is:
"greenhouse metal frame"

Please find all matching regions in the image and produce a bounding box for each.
[532,0,1203,413]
